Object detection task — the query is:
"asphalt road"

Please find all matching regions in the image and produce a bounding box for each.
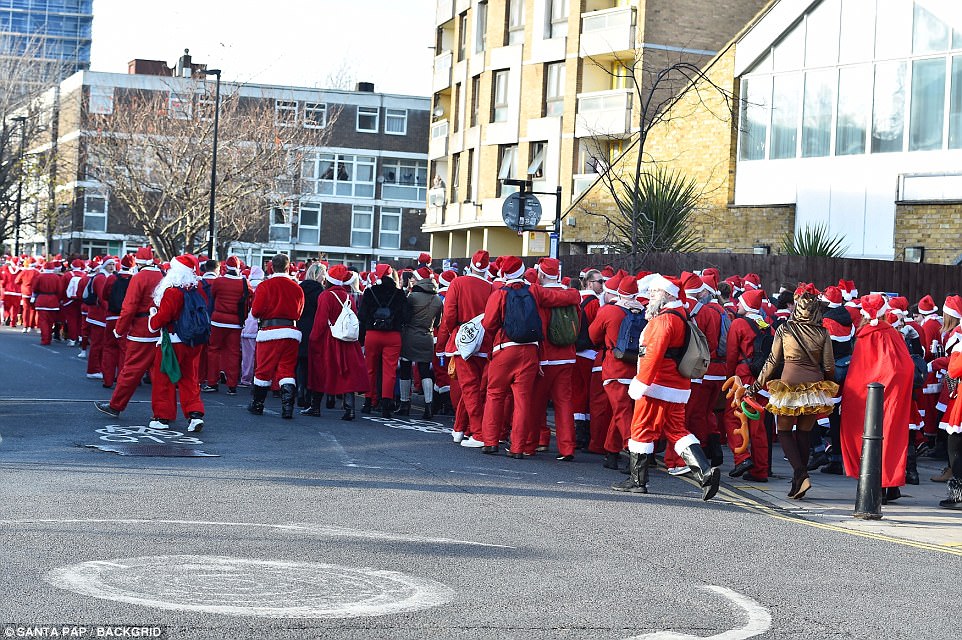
[0,325,958,639]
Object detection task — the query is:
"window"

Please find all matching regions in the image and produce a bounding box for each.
[88,85,113,115]
[770,74,801,159]
[492,70,509,122]
[451,153,460,202]
[381,159,427,201]
[351,205,374,248]
[950,56,962,148]
[384,108,407,135]
[458,11,468,60]
[914,1,950,54]
[83,191,106,232]
[470,75,481,127]
[527,142,546,179]
[169,92,192,120]
[803,0,839,68]
[738,76,771,161]
[303,153,376,198]
[506,0,524,45]
[475,0,488,53]
[497,144,518,196]
[836,65,871,155]
[269,205,291,242]
[801,69,835,158]
[546,0,568,39]
[466,148,475,202]
[297,202,321,244]
[910,57,946,151]
[453,83,462,131]
[379,207,402,249]
[196,97,215,122]
[838,0,874,64]
[304,103,327,128]
[356,106,379,132]
[872,61,906,153]
[545,62,565,116]
[275,100,298,127]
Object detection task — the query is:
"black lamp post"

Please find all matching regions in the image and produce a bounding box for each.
[202,69,222,259]
[10,115,26,255]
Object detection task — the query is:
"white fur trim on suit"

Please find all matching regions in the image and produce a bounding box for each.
[644,382,691,404]
[604,378,632,387]
[85,317,106,328]
[673,433,700,454]
[211,320,243,329]
[577,350,598,359]
[540,359,576,366]
[127,335,160,343]
[278,377,296,386]
[253,377,272,387]
[628,439,654,454]
[628,378,648,400]
[256,327,302,343]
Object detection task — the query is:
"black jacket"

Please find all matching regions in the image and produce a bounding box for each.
[297,279,325,356]
[359,280,406,341]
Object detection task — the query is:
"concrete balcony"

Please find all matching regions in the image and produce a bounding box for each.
[579,6,637,58]
[575,89,633,138]
[436,0,454,25]
[433,50,453,92]
[429,120,449,160]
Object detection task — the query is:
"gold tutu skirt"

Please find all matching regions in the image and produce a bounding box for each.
[765,380,839,416]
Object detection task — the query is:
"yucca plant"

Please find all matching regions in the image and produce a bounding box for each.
[781,222,849,257]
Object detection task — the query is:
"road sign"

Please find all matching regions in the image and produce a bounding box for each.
[501,192,543,232]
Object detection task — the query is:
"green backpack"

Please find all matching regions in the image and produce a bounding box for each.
[548,304,581,346]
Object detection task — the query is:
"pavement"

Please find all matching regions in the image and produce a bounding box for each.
[0,324,960,639]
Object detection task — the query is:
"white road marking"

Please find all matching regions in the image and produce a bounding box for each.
[46,555,455,619]
[0,519,515,549]
[625,586,772,640]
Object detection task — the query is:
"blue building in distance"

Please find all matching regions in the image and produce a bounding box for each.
[0,0,92,80]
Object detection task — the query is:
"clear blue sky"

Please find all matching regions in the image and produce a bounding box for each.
[90,0,435,96]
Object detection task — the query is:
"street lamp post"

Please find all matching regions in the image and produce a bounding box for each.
[11,115,27,256]
[202,69,222,259]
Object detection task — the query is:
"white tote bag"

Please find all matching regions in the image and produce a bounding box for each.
[329,292,360,342]
[455,313,485,359]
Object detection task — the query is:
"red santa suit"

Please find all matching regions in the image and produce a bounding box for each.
[32,262,66,345]
[15,262,39,329]
[573,290,604,448]
[938,336,962,434]
[104,261,164,414]
[61,261,88,342]
[918,299,944,435]
[308,279,369,396]
[684,290,726,450]
[2,260,22,326]
[206,264,249,389]
[84,268,111,376]
[251,272,305,389]
[840,296,914,488]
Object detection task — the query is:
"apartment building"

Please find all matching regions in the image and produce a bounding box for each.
[0,0,93,81]
[424,0,768,258]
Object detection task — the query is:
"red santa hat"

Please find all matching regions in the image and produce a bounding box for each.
[225,255,242,271]
[500,255,525,281]
[680,271,706,297]
[600,265,615,279]
[617,275,639,298]
[487,263,500,281]
[739,289,765,314]
[374,263,393,281]
[561,276,571,287]
[743,273,762,290]
[536,257,561,280]
[415,266,434,281]
[943,295,962,320]
[44,260,62,272]
[701,273,719,295]
[603,270,627,295]
[918,295,938,315]
[860,294,888,324]
[523,267,538,284]
[172,254,198,273]
[438,269,457,290]
[820,286,844,307]
[646,274,681,298]
[701,267,720,283]
[888,296,909,315]
[134,246,154,264]
[417,252,432,265]
[838,279,858,301]
[578,266,595,279]
[70,258,84,270]
[326,264,350,286]
[119,254,135,271]
[471,250,490,272]
[724,275,744,293]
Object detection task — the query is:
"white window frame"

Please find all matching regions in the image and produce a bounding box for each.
[492,69,509,122]
[83,190,107,232]
[304,153,377,198]
[507,0,525,45]
[545,62,565,116]
[269,203,292,243]
[275,100,298,127]
[196,96,215,122]
[304,102,327,129]
[378,207,402,250]
[384,108,408,135]
[351,205,375,248]
[547,0,569,39]
[527,141,546,178]
[498,144,518,195]
[356,106,379,133]
[475,0,488,53]
[169,92,192,120]
[381,158,428,201]
[297,202,322,244]
[89,85,113,115]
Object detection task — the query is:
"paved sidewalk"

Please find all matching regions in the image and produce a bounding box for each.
[715,445,962,552]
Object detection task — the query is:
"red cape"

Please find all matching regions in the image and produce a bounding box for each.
[840,322,914,487]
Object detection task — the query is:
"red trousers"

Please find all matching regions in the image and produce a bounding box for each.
[151,342,204,420]
[482,345,539,450]
[109,339,158,412]
[454,355,487,437]
[21,298,35,328]
[364,330,401,400]
[253,338,299,387]
[530,363,577,457]
[603,381,632,454]
[588,371,612,453]
[664,379,723,468]
[37,309,60,345]
[630,396,694,449]
[207,326,242,387]
[100,321,126,388]
[3,293,20,325]
[572,356,594,421]
[723,402,770,477]
[86,322,106,375]
[62,303,82,341]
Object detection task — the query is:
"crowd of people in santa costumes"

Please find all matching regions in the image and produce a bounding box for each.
[5,247,962,510]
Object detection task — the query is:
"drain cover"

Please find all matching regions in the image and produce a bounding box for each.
[85,444,220,457]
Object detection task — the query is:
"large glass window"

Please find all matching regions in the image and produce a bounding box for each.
[802,69,835,157]
[379,207,402,250]
[303,153,376,198]
[351,205,374,248]
[356,106,379,133]
[492,69,509,122]
[804,0,840,68]
[506,0,524,45]
[545,62,565,117]
[497,144,518,195]
[304,103,327,128]
[269,205,291,243]
[771,74,801,159]
[381,159,428,201]
[384,108,407,135]
[910,57,946,151]
[949,56,962,148]
[738,76,771,161]
[297,202,321,244]
[872,61,907,153]
[470,75,481,127]
[475,0,487,52]
[275,100,297,127]
[547,0,568,39]
[913,1,950,54]
[772,23,804,72]
[875,1,912,59]
[83,191,106,232]
[836,65,871,155]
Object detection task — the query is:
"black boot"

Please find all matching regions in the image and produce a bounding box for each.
[603,452,620,471]
[706,433,724,468]
[326,394,336,410]
[422,400,433,420]
[398,400,411,416]
[611,452,650,493]
[381,399,394,419]
[678,442,721,501]
[342,393,355,421]
[939,477,962,510]
[280,383,297,419]
[905,438,920,485]
[247,385,268,415]
[296,385,310,409]
[361,397,372,414]
[300,392,322,417]
[575,420,590,450]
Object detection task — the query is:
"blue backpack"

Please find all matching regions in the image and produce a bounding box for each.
[174,287,212,347]
[502,284,543,343]
[613,307,647,363]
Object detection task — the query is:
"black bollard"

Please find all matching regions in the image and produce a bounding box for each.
[854,382,885,520]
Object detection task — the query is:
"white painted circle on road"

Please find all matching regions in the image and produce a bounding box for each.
[47,555,454,619]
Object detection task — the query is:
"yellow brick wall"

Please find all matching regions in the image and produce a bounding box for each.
[894,202,962,265]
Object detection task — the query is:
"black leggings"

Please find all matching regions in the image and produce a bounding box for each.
[399,360,431,380]
[949,432,962,478]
